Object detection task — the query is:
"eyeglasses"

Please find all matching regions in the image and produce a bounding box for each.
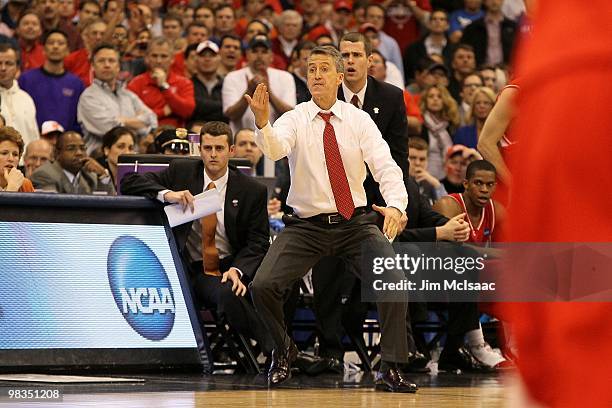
[163,141,191,155]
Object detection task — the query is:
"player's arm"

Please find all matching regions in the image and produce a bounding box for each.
[432,196,463,219]
[477,87,518,186]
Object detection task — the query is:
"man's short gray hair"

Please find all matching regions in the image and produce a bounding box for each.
[309,45,345,74]
[279,10,303,27]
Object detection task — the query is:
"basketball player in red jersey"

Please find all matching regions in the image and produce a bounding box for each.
[503,0,612,406]
[433,160,505,245]
[433,160,510,370]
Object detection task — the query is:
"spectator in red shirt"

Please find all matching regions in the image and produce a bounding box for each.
[64,18,108,86]
[15,11,45,72]
[128,37,195,127]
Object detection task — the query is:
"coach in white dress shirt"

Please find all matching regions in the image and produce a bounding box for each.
[245,45,417,393]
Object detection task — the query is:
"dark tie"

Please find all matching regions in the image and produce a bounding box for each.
[350,94,360,109]
[201,182,221,276]
[318,112,355,220]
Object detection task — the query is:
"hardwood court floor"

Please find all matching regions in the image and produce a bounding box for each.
[0,372,513,408]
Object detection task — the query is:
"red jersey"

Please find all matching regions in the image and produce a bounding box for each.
[449,193,495,244]
[20,42,45,72]
[64,48,92,86]
[503,1,612,406]
[127,71,195,127]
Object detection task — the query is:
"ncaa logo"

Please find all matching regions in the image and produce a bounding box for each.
[107,236,175,341]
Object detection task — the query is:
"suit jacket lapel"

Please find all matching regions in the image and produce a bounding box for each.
[362,76,375,117]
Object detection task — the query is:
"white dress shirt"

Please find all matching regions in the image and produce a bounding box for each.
[0,80,39,147]
[341,81,367,109]
[222,66,296,135]
[255,99,408,218]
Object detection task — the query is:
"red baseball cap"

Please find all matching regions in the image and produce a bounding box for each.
[333,0,352,12]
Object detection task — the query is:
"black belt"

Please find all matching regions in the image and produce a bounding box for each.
[302,207,368,225]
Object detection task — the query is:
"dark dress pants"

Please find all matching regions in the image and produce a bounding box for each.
[251,213,411,364]
[191,257,274,354]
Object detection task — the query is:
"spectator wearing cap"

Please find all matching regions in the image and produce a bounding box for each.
[222,35,295,134]
[31,130,116,195]
[64,18,109,86]
[23,138,53,178]
[15,10,45,72]
[170,22,209,78]
[217,34,242,77]
[78,44,157,154]
[19,30,85,133]
[271,10,303,68]
[154,128,191,156]
[325,0,352,45]
[38,0,82,52]
[403,9,453,84]
[364,3,405,81]
[239,20,286,70]
[40,120,64,146]
[191,40,228,124]
[440,144,482,193]
[128,37,195,128]
[0,43,39,147]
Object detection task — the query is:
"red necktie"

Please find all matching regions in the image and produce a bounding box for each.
[201,182,221,276]
[318,112,355,220]
[350,94,360,108]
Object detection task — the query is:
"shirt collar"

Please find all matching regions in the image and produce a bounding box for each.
[341,80,367,108]
[306,98,345,122]
[204,166,229,192]
[93,78,124,91]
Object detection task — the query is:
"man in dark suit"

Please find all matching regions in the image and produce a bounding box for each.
[121,121,273,353]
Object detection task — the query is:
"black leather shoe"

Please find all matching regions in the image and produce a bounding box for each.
[403,351,430,373]
[268,343,298,386]
[375,367,418,393]
[326,358,344,375]
[294,352,331,376]
[438,347,495,373]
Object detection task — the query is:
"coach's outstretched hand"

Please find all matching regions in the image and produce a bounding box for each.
[245,83,270,129]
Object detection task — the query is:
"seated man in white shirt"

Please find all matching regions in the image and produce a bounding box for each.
[222,35,296,135]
